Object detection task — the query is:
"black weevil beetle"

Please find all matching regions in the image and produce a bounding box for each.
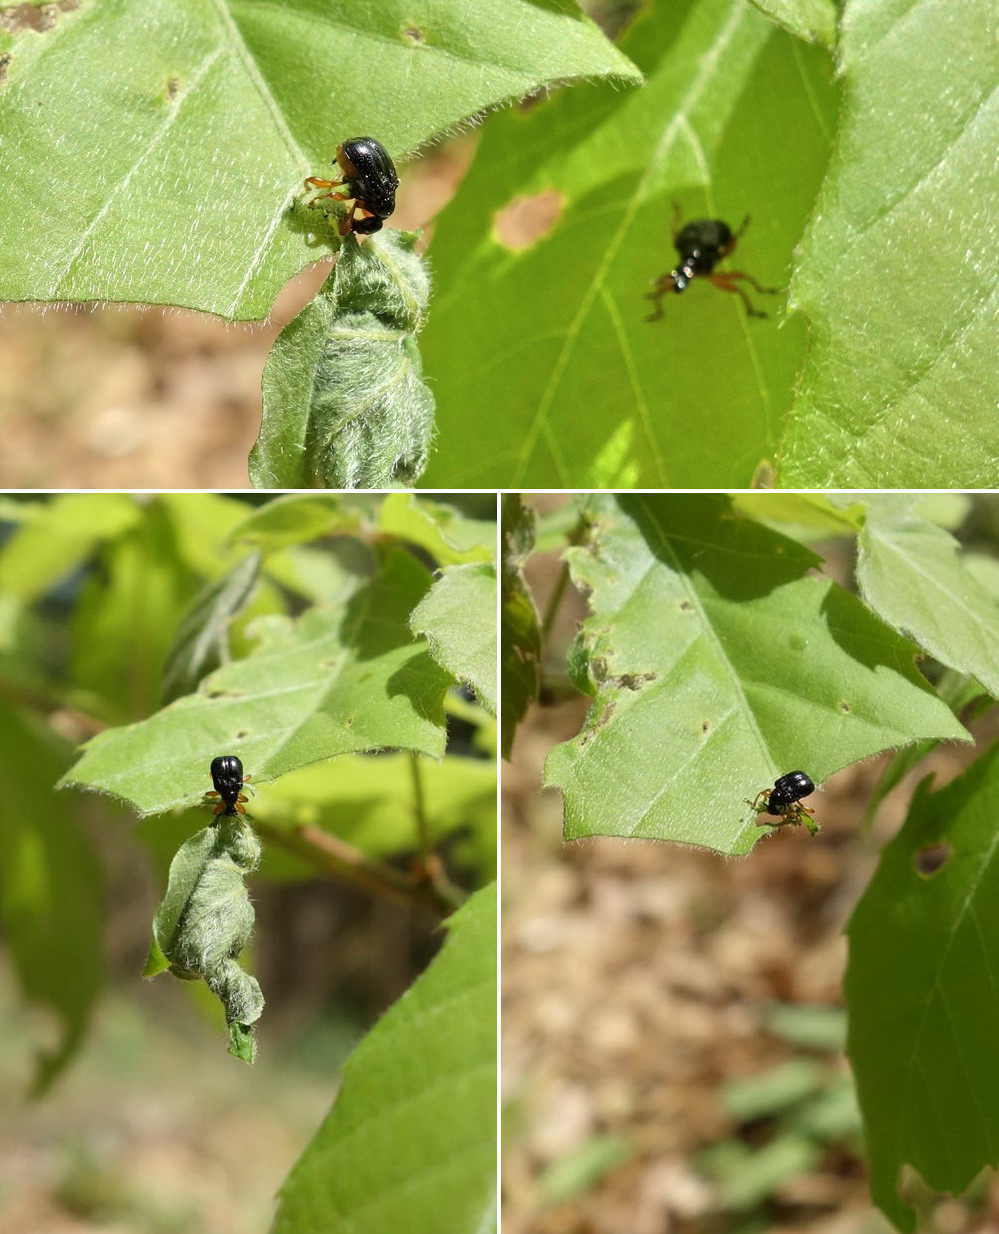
[746,771,819,835]
[304,137,399,236]
[204,755,252,818]
[645,204,780,321]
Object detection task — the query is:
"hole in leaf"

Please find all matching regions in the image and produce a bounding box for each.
[915,844,950,877]
[493,190,564,252]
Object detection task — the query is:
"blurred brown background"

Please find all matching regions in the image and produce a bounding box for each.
[502,495,999,1234]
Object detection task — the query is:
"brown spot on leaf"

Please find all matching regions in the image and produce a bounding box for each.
[580,702,615,746]
[915,843,950,877]
[838,700,851,713]
[401,23,424,42]
[613,671,656,691]
[0,52,10,83]
[165,75,181,100]
[493,190,564,251]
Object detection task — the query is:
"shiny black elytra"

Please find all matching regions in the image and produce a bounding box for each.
[645,205,780,322]
[747,771,818,835]
[304,137,399,236]
[205,755,251,817]
[765,770,815,815]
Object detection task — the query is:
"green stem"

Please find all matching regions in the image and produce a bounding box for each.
[408,751,465,909]
[539,500,592,645]
[408,750,431,860]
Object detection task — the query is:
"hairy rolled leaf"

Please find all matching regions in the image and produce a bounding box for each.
[146,815,264,1063]
[251,231,434,489]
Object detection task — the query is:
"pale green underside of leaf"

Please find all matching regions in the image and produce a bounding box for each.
[272,882,496,1234]
[0,0,639,319]
[420,0,837,488]
[779,0,998,485]
[411,563,498,715]
[226,494,359,551]
[846,748,999,1232]
[378,493,495,566]
[857,499,999,698]
[59,548,450,815]
[0,699,103,1095]
[545,495,969,855]
[748,0,836,46]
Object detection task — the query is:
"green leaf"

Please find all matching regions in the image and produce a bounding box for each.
[272,882,496,1234]
[251,751,496,877]
[0,1,638,319]
[0,494,140,602]
[545,495,969,855]
[226,495,359,552]
[846,746,999,1232]
[60,547,450,815]
[779,0,997,486]
[161,552,261,704]
[420,0,837,488]
[500,495,541,758]
[70,500,204,721]
[0,700,103,1096]
[732,491,865,538]
[379,493,495,566]
[250,232,436,488]
[536,1136,634,1207]
[856,498,999,698]
[411,564,497,716]
[748,0,836,46]
[862,670,991,829]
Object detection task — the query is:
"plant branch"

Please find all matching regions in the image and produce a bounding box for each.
[251,817,452,916]
[408,751,466,909]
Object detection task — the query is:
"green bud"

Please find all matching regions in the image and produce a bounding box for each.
[145,816,264,1063]
[251,230,435,489]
